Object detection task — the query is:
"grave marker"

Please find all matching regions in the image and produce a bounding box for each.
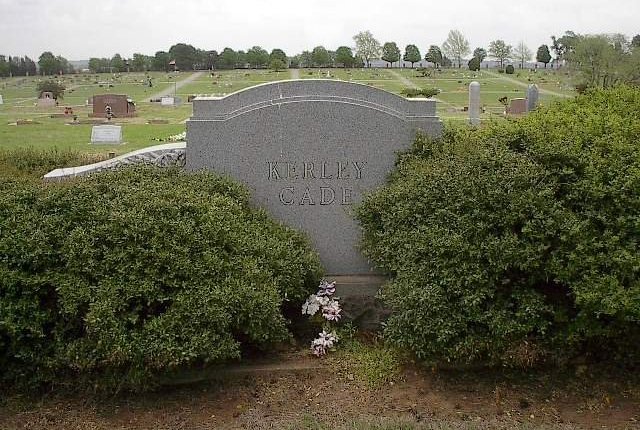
[187,80,442,275]
[91,125,123,144]
[469,81,480,126]
[526,84,539,112]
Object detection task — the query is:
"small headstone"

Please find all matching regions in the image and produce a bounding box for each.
[526,84,539,112]
[37,91,56,107]
[507,98,527,115]
[91,125,122,144]
[468,81,480,126]
[0,94,3,105]
[161,96,175,106]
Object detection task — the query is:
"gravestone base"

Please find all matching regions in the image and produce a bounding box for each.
[329,274,389,330]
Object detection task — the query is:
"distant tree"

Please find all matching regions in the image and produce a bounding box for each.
[89,57,108,73]
[269,58,286,72]
[505,64,515,74]
[569,34,624,88]
[536,44,552,68]
[169,43,199,70]
[299,51,313,68]
[403,44,421,68]
[551,31,580,65]
[269,49,287,65]
[236,50,248,68]
[488,40,512,69]
[473,47,487,62]
[381,42,401,67]
[206,50,219,69]
[441,56,453,67]
[36,80,65,99]
[442,29,470,68]
[38,51,60,75]
[311,46,330,67]
[424,45,443,68]
[632,34,640,48]
[513,41,533,68]
[246,46,269,68]
[335,46,355,68]
[152,51,170,72]
[131,53,150,72]
[219,47,238,69]
[0,56,9,77]
[468,56,480,71]
[353,30,382,67]
[353,55,365,68]
[111,53,126,72]
[289,55,300,69]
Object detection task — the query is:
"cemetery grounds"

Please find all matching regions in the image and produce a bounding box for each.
[3,70,637,429]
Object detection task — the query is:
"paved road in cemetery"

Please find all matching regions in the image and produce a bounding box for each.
[150,71,205,100]
[484,70,571,98]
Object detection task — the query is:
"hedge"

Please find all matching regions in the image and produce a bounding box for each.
[356,86,640,366]
[0,167,322,390]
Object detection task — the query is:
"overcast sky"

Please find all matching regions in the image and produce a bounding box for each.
[1,0,638,60]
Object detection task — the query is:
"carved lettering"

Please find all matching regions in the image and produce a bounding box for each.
[279,187,294,205]
[286,162,298,179]
[320,162,332,179]
[303,162,315,179]
[268,162,280,180]
[299,187,315,205]
[352,161,365,179]
[320,187,335,205]
[341,188,353,205]
[337,161,349,179]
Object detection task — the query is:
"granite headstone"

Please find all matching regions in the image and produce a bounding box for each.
[187,79,442,275]
[91,125,122,144]
[468,81,480,126]
[0,94,3,105]
[526,84,539,112]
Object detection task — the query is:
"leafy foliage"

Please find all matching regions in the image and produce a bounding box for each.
[505,64,515,74]
[0,167,322,390]
[36,80,65,99]
[356,86,640,366]
[400,87,439,98]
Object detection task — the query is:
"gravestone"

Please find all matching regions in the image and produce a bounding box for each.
[91,94,136,117]
[187,80,442,275]
[0,94,3,105]
[468,81,480,126]
[91,125,122,144]
[507,98,527,115]
[160,96,175,106]
[37,91,56,107]
[526,84,539,112]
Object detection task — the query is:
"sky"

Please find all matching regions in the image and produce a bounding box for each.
[0,0,638,60]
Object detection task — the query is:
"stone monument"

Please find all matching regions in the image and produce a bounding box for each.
[468,81,480,126]
[526,84,539,112]
[507,98,527,115]
[91,124,123,144]
[187,80,442,276]
[37,91,56,107]
[91,94,136,117]
[0,94,3,105]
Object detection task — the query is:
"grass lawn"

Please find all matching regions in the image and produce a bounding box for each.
[0,68,577,157]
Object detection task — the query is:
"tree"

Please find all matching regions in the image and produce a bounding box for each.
[551,31,580,65]
[269,58,286,72]
[488,40,512,69]
[335,46,355,68]
[403,44,421,68]
[569,34,624,89]
[0,56,9,77]
[269,49,287,65]
[381,42,401,67]
[219,48,238,69]
[632,35,640,48]
[473,47,487,62]
[131,53,151,72]
[169,43,199,71]
[246,46,269,68]
[468,57,480,71]
[513,41,533,68]
[425,45,443,68]
[111,53,126,72]
[36,80,65,99]
[152,51,170,72]
[38,51,60,75]
[442,29,470,68]
[299,51,313,68]
[536,44,552,68]
[236,50,248,68]
[311,46,330,67]
[353,30,381,67]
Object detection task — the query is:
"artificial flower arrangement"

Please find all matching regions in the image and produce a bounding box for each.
[302,280,342,356]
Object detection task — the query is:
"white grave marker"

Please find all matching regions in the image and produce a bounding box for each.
[161,96,175,106]
[91,125,123,144]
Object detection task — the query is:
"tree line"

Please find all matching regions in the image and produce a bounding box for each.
[2,31,639,89]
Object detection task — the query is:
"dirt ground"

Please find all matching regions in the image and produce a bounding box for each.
[1,353,639,430]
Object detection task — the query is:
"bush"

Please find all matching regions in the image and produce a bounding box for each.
[0,148,104,181]
[468,57,480,71]
[505,64,515,74]
[356,86,640,366]
[0,167,322,390]
[400,87,439,98]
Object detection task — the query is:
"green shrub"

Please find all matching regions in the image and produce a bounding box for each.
[400,87,439,98]
[506,64,515,74]
[356,86,640,366]
[0,148,104,180]
[0,167,322,390]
